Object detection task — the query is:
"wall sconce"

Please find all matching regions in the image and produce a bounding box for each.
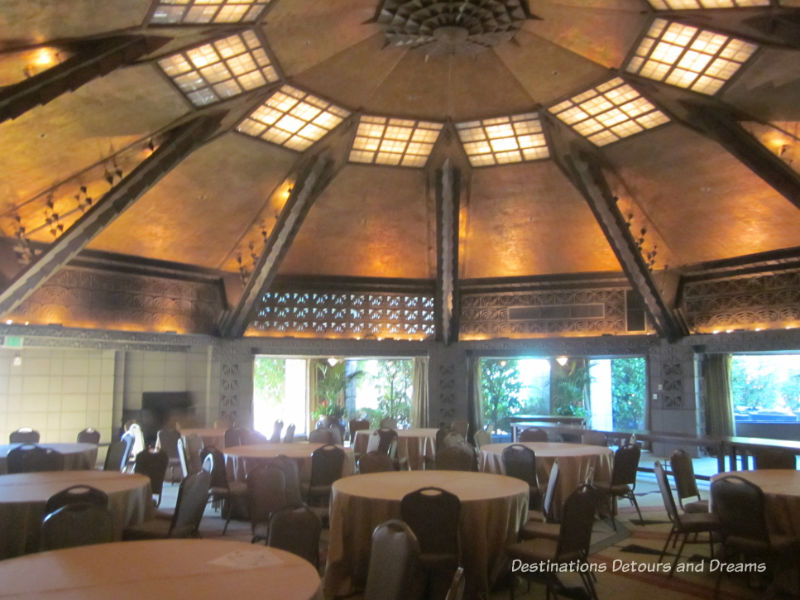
[327,357,339,366]
[555,355,569,367]
[13,353,22,367]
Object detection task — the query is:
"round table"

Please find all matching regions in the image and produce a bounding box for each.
[0,539,322,599]
[224,442,355,487]
[352,428,438,470]
[711,469,800,537]
[0,442,98,474]
[0,470,153,559]
[479,442,613,518]
[180,427,227,449]
[324,470,528,599]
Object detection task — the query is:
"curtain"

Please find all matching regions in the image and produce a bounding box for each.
[306,359,319,433]
[468,356,484,434]
[703,354,734,437]
[411,357,429,428]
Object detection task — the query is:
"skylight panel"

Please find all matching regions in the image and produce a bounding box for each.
[237,85,350,151]
[349,117,443,167]
[150,0,270,24]
[646,0,768,9]
[158,31,278,106]
[548,78,669,147]
[626,19,758,95]
[455,113,549,167]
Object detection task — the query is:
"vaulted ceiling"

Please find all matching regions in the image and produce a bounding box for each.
[1,0,799,338]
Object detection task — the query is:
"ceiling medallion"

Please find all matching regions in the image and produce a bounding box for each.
[375,0,534,57]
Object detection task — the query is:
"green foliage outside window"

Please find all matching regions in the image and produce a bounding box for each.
[481,359,523,434]
[611,357,647,430]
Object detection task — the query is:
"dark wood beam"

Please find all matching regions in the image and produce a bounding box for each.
[219,152,336,338]
[435,159,461,345]
[624,75,800,211]
[0,35,170,124]
[542,114,688,340]
[0,113,223,317]
[664,7,800,49]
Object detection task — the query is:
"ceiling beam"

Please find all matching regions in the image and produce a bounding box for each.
[0,35,170,124]
[542,114,688,341]
[664,7,800,49]
[435,159,461,345]
[219,152,336,338]
[0,113,223,317]
[624,75,800,211]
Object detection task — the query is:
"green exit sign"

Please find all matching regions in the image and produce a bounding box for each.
[3,336,24,348]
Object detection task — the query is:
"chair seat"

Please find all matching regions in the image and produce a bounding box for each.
[683,499,709,513]
[123,518,173,540]
[419,552,459,570]
[520,520,560,541]
[308,484,332,497]
[593,481,630,495]
[726,533,799,555]
[676,512,720,533]
[507,538,582,564]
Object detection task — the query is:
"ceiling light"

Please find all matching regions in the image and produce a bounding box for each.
[349,116,442,167]
[646,0,768,9]
[237,85,350,151]
[150,0,271,24]
[556,356,569,367]
[158,31,278,106]
[548,77,670,147]
[456,113,549,167]
[626,19,758,96]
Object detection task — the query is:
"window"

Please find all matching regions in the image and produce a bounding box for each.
[730,354,800,426]
[252,357,308,437]
[349,359,415,428]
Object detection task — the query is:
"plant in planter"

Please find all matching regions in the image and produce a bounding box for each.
[312,361,361,427]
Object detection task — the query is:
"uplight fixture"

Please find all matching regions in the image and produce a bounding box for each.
[556,356,569,367]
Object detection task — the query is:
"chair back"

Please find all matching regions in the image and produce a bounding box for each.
[308,427,337,445]
[45,485,108,515]
[542,460,561,521]
[155,428,181,460]
[502,444,538,487]
[242,429,268,445]
[435,426,451,452]
[444,566,466,600]
[170,470,212,537]
[611,443,641,487]
[125,423,146,461]
[184,433,205,474]
[201,448,230,489]
[77,428,101,444]
[271,455,303,505]
[9,427,40,444]
[7,445,64,473]
[669,448,701,504]
[268,505,322,568]
[435,443,476,472]
[363,519,424,600]
[358,451,396,474]
[711,475,770,544]
[224,427,244,448]
[519,428,548,442]
[269,420,284,443]
[400,487,461,557]
[247,466,286,533]
[309,444,345,488]
[754,448,796,470]
[473,429,491,448]
[379,416,398,430]
[40,504,114,550]
[283,423,296,443]
[176,437,190,478]
[556,484,599,560]
[581,431,606,446]
[134,449,169,499]
[654,460,680,523]
[103,439,131,472]
[451,420,469,440]
[349,418,369,441]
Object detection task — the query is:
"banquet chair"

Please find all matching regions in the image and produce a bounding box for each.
[9,427,40,444]
[124,470,211,540]
[7,445,64,473]
[594,443,643,530]
[581,431,607,447]
[753,448,797,470]
[268,505,322,569]
[46,485,109,514]
[519,428,548,442]
[473,428,491,448]
[271,455,303,506]
[669,449,708,513]
[242,428,268,445]
[122,423,145,471]
[445,566,465,600]
[502,444,541,510]
[283,423,296,443]
[401,487,461,599]
[134,449,169,507]
[184,433,205,474]
[224,427,245,448]
[40,503,114,550]
[363,520,425,600]
[435,443,476,472]
[307,444,345,506]
[451,420,469,441]
[176,437,190,478]
[269,420,284,443]
[247,465,287,543]
[348,418,369,444]
[506,484,600,600]
[711,475,799,595]
[379,416,398,430]
[519,460,561,541]
[358,451,397,474]
[654,461,718,574]
[202,448,247,534]
[76,427,101,444]
[435,425,451,453]
[103,438,132,472]
[308,427,338,445]
[155,427,182,483]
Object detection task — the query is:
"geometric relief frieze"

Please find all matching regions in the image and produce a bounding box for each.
[438,362,457,420]
[660,361,683,409]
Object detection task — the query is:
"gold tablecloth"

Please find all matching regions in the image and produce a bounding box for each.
[0,470,152,559]
[0,443,99,474]
[0,539,322,600]
[479,442,613,518]
[352,428,438,470]
[324,470,528,599]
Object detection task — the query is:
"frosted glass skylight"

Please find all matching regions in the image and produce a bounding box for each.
[647,0,768,9]
[548,78,670,147]
[350,117,442,167]
[158,31,278,106]
[237,85,350,151]
[626,19,758,95]
[150,0,270,24]
[455,113,549,167]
